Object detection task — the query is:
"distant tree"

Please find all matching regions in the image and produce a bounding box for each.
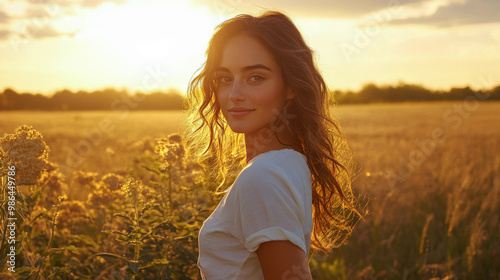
[1,88,20,109]
[51,89,74,110]
[135,89,183,110]
[489,86,500,100]
[330,83,500,104]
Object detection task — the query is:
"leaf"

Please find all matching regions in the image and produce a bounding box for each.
[66,245,79,254]
[14,266,37,277]
[154,220,177,232]
[139,258,170,270]
[173,235,190,242]
[92,253,129,262]
[113,212,134,224]
[116,235,133,243]
[15,232,28,253]
[71,234,99,247]
[44,245,79,257]
[102,229,129,237]
[46,248,63,255]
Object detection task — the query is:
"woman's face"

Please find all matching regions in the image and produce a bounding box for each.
[215,34,293,137]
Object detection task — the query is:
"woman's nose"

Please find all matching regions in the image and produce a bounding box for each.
[228,79,245,102]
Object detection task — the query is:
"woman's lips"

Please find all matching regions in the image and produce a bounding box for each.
[228,109,255,117]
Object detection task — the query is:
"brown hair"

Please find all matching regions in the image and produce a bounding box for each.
[183,11,360,252]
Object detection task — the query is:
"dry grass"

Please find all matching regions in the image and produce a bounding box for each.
[1,101,499,279]
[0,111,184,177]
[328,101,500,279]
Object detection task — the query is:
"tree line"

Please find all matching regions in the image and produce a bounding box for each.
[0,88,184,111]
[333,83,500,104]
[1,83,499,110]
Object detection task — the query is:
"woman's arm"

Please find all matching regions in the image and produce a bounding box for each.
[256,240,313,280]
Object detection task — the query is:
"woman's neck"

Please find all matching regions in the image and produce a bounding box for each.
[244,128,301,163]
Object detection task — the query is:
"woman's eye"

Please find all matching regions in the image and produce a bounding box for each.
[218,76,231,83]
[249,75,264,82]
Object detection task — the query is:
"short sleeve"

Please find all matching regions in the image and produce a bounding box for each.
[235,163,308,254]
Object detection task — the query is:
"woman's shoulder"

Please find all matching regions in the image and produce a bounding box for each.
[247,148,306,172]
[235,149,310,190]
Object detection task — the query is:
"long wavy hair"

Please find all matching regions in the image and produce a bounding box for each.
[183,11,360,252]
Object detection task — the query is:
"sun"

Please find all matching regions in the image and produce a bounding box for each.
[78,1,216,90]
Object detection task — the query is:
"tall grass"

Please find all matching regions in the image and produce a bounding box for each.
[0,102,498,279]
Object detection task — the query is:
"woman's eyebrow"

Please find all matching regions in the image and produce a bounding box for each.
[215,64,273,73]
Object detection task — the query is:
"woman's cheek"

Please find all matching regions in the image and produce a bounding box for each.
[256,85,283,108]
[216,90,228,108]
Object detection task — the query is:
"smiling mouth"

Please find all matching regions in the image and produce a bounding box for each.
[228,109,255,117]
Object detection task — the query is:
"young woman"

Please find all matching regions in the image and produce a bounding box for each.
[184,11,359,280]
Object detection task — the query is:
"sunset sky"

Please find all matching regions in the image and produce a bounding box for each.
[0,0,499,95]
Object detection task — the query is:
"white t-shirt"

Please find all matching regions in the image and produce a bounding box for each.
[197,148,313,279]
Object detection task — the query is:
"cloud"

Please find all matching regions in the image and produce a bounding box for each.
[389,0,500,27]
[0,10,11,24]
[0,0,115,41]
[31,24,62,38]
[80,0,128,9]
[194,0,430,19]
[197,0,499,27]
[24,0,127,9]
[7,24,76,40]
[30,24,78,38]
[0,29,10,39]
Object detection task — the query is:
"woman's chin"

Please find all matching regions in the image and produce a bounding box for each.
[228,127,246,134]
[227,124,252,134]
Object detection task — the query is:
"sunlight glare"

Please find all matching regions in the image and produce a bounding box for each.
[82,1,215,75]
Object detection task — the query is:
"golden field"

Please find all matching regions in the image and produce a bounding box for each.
[0,101,499,279]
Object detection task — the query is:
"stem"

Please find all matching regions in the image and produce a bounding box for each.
[134,208,140,263]
[34,203,60,280]
[168,167,172,215]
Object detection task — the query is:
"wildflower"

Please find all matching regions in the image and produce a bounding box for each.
[155,133,186,168]
[131,136,155,152]
[121,178,145,211]
[101,173,125,191]
[169,134,182,143]
[73,170,98,186]
[184,161,203,185]
[0,125,49,185]
[87,188,119,209]
[38,162,67,204]
[57,200,88,228]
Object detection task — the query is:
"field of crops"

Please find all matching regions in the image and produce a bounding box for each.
[1,101,499,279]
